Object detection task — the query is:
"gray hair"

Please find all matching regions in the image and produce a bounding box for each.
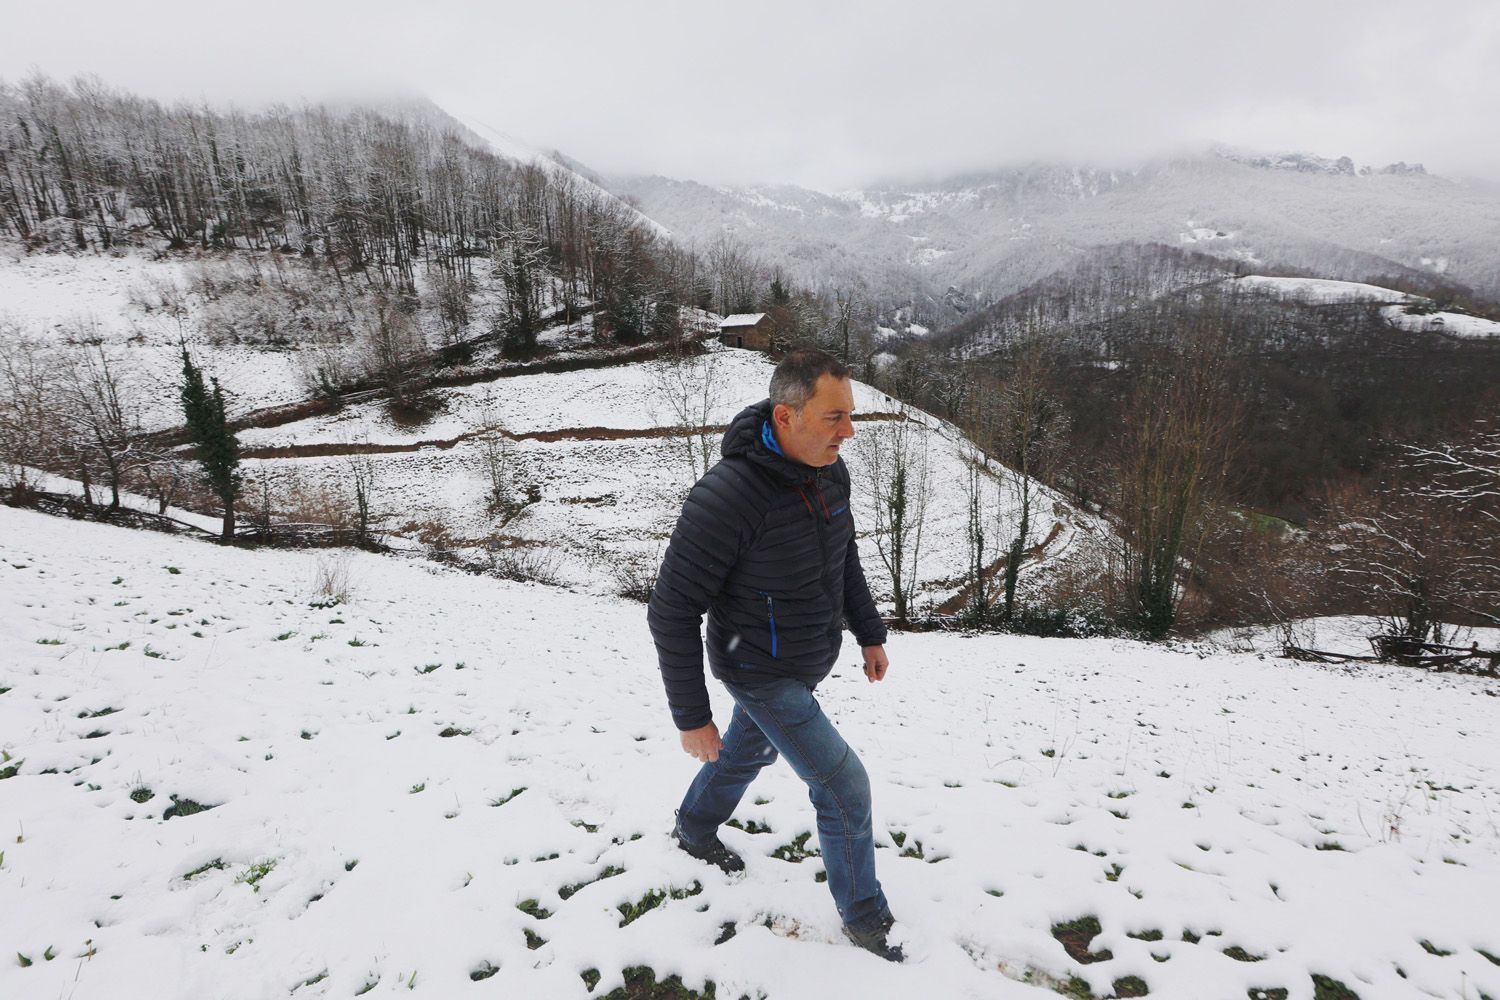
[769,349,850,411]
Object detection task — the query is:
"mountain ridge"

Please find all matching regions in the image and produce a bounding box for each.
[605,147,1500,331]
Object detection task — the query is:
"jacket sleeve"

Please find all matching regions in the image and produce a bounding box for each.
[843,530,888,647]
[647,465,757,731]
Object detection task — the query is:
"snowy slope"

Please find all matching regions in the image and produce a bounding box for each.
[448,112,671,239]
[1230,275,1500,342]
[3,506,1499,1000]
[1230,276,1411,305]
[0,246,308,430]
[1381,306,1500,340]
[0,243,622,432]
[0,240,1095,612]
[227,343,1097,609]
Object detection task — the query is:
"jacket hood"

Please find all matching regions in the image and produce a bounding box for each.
[722,399,813,483]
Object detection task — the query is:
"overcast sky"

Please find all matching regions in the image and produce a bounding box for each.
[3,0,1497,189]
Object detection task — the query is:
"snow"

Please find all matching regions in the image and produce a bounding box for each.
[1179,227,1235,244]
[729,190,808,215]
[237,351,781,448]
[1212,616,1500,658]
[0,245,185,333]
[719,314,767,328]
[446,113,671,240]
[0,245,356,431]
[834,187,982,223]
[5,467,222,535]
[911,247,953,267]
[444,113,551,169]
[1233,276,1411,305]
[220,344,1096,609]
[3,506,1499,1000]
[0,242,1094,612]
[1381,306,1500,340]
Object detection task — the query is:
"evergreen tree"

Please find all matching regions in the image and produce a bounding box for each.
[179,347,242,541]
[769,273,790,306]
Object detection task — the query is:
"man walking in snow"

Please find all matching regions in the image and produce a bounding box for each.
[647,348,902,962]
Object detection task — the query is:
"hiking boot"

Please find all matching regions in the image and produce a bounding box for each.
[843,913,905,962]
[671,820,745,874]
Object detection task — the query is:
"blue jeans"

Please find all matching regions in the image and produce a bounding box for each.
[676,676,891,931]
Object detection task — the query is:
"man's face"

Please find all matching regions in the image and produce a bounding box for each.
[772,374,856,468]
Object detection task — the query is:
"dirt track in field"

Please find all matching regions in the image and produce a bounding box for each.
[238,412,911,460]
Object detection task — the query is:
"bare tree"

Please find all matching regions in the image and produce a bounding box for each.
[297,330,355,405]
[962,455,995,623]
[993,339,1066,623]
[648,345,726,487]
[1111,319,1240,638]
[428,270,474,349]
[58,344,141,511]
[473,401,538,528]
[359,294,426,410]
[345,448,379,546]
[1319,424,1500,637]
[708,233,761,316]
[0,330,63,492]
[136,454,189,515]
[1320,479,1469,642]
[491,220,548,355]
[834,286,857,363]
[479,431,515,522]
[1400,424,1500,626]
[1401,423,1500,523]
[855,412,931,622]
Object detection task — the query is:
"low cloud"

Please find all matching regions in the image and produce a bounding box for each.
[5,0,1496,188]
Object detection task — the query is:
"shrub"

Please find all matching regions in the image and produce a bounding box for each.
[609,547,661,603]
[484,542,563,586]
[311,553,353,606]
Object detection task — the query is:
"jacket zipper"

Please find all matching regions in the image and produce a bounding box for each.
[760,591,778,657]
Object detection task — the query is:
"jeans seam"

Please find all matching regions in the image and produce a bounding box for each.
[758,694,860,920]
[821,745,859,913]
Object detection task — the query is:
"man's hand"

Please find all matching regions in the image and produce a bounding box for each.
[862,644,890,682]
[680,721,722,763]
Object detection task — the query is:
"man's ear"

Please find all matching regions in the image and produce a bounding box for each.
[772,402,794,429]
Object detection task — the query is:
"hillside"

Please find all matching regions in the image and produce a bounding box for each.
[3,505,1499,1000]
[0,237,1100,611]
[609,151,1500,330]
[228,342,1103,603]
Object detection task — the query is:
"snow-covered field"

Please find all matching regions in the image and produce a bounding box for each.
[1,245,1093,608]
[227,343,1097,607]
[1228,275,1500,341]
[0,247,314,430]
[235,350,833,448]
[1214,616,1500,659]
[3,506,1499,1000]
[1381,306,1500,340]
[1231,276,1411,305]
[0,244,601,433]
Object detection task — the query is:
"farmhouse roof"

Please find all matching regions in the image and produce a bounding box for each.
[719,313,768,328]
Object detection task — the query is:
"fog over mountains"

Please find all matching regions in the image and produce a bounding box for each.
[606,149,1500,329]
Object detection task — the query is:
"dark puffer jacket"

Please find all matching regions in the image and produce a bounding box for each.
[648,399,888,730]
